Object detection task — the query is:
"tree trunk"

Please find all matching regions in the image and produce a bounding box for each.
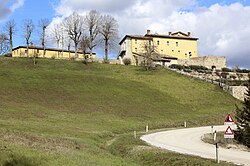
[33,55,36,65]
[42,28,45,58]
[105,39,108,62]
[26,41,29,58]
[57,42,59,58]
[75,42,78,59]
[90,38,93,59]
[10,34,13,56]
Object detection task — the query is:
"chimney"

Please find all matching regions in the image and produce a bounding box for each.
[168,32,172,36]
[188,32,191,37]
[147,29,151,35]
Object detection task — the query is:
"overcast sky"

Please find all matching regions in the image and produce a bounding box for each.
[0,0,249,68]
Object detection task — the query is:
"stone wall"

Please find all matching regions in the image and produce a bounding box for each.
[93,58,119,64]
[170,68,248,101]
[178,56,226,70]
[229,86,248,101]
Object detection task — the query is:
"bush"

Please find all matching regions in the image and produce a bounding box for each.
[240,69,250,73]
[229,75,237,80]
[123,58,131,65]
[3,53,12,57]
[169,64,183,70]
[222,68,232,72]
[103,59,110,64]
[153,64,163,70]
[221,72,229,79]
[51,56,55,60]
[189,65,208,71]
[183,65,191,70]
[183,69,192,73]
[205,70,212,74]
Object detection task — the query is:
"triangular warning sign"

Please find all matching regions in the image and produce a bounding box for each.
[224,113,234,123]
[224,126,234,135]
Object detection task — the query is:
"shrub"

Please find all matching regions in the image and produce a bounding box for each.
[169,64,183,70]
[197,69,205,73]
[229,75,237,80]
[183,65,191,70]
[51,56,55,60]
[3,53,12,57]
[183,69,192,73]
[70,57,75,61]
[235,76,250,148]
[103,59,110,64]
[240,69,250,73]
[205,70,212,74]
[189,65,208,71]
[123,58,131,65]
[154,64,163,70]
[222,68,232,72]
[221,72,229,79]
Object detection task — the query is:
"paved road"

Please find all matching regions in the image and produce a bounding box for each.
[141,125,250,166]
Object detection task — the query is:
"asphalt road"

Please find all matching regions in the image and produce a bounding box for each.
[141,125,250,165]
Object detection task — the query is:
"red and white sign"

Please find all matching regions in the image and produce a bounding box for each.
[224,113,234,125]
[224,126,234,138]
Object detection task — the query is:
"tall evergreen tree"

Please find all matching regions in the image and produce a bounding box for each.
[235,74,250,148]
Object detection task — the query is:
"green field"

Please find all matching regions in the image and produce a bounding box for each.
[0,58,238,165]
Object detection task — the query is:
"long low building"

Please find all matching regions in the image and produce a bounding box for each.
[12,46,96,59]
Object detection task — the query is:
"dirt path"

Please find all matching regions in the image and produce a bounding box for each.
[141,125,250,166]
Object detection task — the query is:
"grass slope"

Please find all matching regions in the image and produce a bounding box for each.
[0,58,238,165]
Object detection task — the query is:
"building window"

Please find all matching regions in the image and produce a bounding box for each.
[178,50,180,53]
[157,41,160,45]
[172,50,174,52]
[37,49,39,53]
[135,39,137,45]
[123,42,126,50]
[135,48,138,52]
[176,42,178,47]
[189,52,192,57]
[167,41,169,46]
[25,50,28,55]
[161,50,163,53]
[185,53,187,58]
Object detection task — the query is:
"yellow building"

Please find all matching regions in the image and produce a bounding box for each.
[118,30,198,66]
[12,46,96,59]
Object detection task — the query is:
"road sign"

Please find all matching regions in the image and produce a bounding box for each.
[224,126,234,138]
[224,113,234,125]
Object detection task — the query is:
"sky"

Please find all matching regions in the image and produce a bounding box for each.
[0,0,250,68]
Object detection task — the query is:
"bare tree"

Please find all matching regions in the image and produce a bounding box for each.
[4,19,16,56]
[23,19,34,57]
[139,40,158,71]
[52,23,62,58]
[0,34,9,56]
[38,18,49,57]
[63,12,84,59]
[79,34,89,60]
[100,14,118,62]
[84,10,101,59]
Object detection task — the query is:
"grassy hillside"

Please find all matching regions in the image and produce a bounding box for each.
[0,58,238,165]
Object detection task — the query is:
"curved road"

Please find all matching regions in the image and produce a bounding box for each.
[141,125,250,166]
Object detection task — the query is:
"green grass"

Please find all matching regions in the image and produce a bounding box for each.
[0,57,239,165]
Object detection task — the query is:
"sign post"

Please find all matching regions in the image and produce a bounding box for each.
[224,113,234,126]
[224,113,235,143]
[215,143,219,163]
[224,126,234,139]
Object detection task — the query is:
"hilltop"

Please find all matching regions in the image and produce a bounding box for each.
[0,57,238,165]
